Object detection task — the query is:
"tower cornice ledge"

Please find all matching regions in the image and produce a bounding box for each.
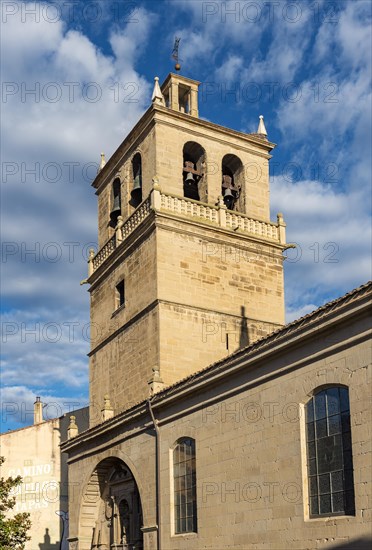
[161,72,201,89]
[152,103,276,153]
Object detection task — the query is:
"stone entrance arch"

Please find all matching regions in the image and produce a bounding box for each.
[79,457,143,550]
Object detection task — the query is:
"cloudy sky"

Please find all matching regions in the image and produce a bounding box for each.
[1,0,371,431]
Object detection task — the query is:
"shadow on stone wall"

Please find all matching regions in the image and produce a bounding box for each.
[239,305,249,348]
[330,537,372,549]
[38,528,59,550]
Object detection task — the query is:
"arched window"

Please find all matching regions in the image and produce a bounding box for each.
[173,438,197,534]
[110,178,121,226]
[306,386,355,517]
[130,153,142,208]
[221,154,244,211]
[182,142,205,201]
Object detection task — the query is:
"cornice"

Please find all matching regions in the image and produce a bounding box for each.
[153,104,276,155]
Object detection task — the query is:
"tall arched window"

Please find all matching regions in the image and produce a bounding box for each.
[110,178,121,226]
[182,142,205,201]
[221,154,244,211]
[130,153,142,208]
[173,438,197,534]
[306,386,355,517]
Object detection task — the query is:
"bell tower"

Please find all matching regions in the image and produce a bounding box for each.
[86,74,287,427]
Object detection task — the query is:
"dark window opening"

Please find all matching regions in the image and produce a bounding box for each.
[222,154,243,211]
[178,85,190,114]
[182,142,205,201]
[130,153,142,208]
[306,387,355,517]
[110,178,121,227]
[115,280,125,310]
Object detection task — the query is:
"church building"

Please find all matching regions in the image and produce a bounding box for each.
[61,73,372,550]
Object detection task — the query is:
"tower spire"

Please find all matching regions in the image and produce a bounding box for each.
[151,77,165,105]
[257,115,268,137]
[99,152,106,171]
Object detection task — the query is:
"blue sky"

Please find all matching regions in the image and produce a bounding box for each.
[1,0,371,431]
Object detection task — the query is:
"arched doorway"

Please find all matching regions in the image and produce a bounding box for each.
[80,457,143,550]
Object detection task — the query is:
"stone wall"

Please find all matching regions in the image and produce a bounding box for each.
[65,297,371,549]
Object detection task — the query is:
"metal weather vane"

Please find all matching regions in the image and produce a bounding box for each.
[172,37,182,71]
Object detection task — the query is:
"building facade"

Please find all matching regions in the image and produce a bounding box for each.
[0,401,88,550]
[61,73,372,550]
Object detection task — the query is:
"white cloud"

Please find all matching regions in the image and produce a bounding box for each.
[172,0,314,83]
[1,3,155,413]
[1,307,89,390]
[286,303,318,324]
[246,3,312,82]
[277,2,371,153]
[1,4,153,162]
[328,1,371,70]
[271,176,372,309]
[215,55,244,82]
[54,30,114,82]
[109,7,156,70]
[266,0,372,315]
[0,385,88,429]
[1,3,155,300]
[170,0,267,67]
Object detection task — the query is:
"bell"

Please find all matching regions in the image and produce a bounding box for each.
[185,172,195,184]
[223,188,235,210]
[131,174,142,203]
[110,194,121,223]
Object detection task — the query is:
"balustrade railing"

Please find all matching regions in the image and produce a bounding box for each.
[225,211,279,240]
[160,194,219,223]
[121,198,151,240]
[92,236,116,271]
[89,190,284,274]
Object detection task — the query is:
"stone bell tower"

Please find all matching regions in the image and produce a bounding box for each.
[86,73,287,427]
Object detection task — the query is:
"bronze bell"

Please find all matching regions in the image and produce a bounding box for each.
[223,187,235,210]
[131,173,142,204]
[110,194,121,223]
[185,172,195,183]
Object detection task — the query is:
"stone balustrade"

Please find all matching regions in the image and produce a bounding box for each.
[160,193,219,224]
[89,188,285,275]
[92,236,116,271]
[121,198,151,240]
[225,210,279,240]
